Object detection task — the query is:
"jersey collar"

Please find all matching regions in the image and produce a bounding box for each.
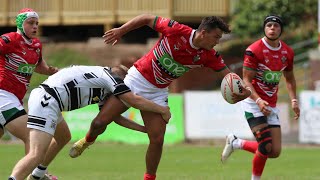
[189,30,199,50]
[262,37,281,51]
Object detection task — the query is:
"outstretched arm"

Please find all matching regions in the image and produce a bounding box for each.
[103,14,156,45]
[118,92,171,122]
[34,59,58,75]
[113,116,146,133]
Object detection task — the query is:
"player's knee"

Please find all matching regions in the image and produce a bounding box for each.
[149,134,165,145]
[258,140,272,155]
[268,149,281,158]
[91,118,108,129]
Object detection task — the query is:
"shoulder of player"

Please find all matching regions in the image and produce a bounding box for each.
[0,32,18,43]
[245,39,264,56]
[280,40,293,52]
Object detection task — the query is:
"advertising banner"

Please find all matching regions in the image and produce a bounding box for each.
[299,91,320,144]
[64,94,184,144]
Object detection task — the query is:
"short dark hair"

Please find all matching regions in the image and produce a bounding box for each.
[198,16,231,33]
[111,65,128,80]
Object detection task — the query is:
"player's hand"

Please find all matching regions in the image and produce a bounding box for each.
[257,99,271,116]
[160,106,171,122]
[48,66,59,75]
[103,28,123,46]
[231,85,251,103]
[291,100,300,120]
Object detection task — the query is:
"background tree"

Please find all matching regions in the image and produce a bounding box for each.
[230,0,317,41]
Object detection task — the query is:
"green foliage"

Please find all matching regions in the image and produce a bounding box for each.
[231,0,317,39]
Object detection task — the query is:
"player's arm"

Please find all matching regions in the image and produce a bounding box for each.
[103,14,156,45]
[113,115,146,133]
[34,58,58,75]
[243,68,259,101]
[283,70,300,120]
[118,92,171,122]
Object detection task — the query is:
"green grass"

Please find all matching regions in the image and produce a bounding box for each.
[1,143,319,180]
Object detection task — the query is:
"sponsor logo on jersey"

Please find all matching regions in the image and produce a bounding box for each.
[180,37,187,44]
[173,44,179,51]
[158,53,189,77]
[17,64,36,76]
[193,54,200,63]
[281,50,288,54]
[168,20,176,27]
[281,56,287,63]
[263,49,269,53]
[36,48,40,55]
[34,43,40,47]
[263,71,282,84]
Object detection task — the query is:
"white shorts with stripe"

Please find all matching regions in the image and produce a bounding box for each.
[124,66,168,107]
[241,98,280,126]
[0,89,25,127]
[27,87,63,136]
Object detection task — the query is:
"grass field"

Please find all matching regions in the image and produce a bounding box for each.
[1,142,319,180]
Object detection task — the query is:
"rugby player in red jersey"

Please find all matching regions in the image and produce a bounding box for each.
[1,8,59,180]
[221,15,300,180]
[70,14,252,180]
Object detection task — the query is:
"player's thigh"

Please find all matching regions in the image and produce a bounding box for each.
[53,117,71,145]
[29,129,53,156]
[5,114,29,142]
[141,110,166,137]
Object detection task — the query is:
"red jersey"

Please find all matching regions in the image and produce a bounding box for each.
[0,32,42,101]
[134,16,227,88]
[243,38,294,107]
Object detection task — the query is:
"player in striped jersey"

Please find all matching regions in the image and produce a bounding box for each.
[9,65,171,180]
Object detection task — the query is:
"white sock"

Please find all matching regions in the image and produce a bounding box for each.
[32,164,47,178]
[251,174,261,180]
[8,176,16,180]
[232,138,243,149]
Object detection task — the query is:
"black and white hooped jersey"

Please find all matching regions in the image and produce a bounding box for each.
[39,65,130,111]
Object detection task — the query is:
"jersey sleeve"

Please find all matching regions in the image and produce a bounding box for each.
[99,69,131,96]
[153,16,188,37]
[284,47,294,71]
[243,47,258,71]
[0,34,12,55]
[204,50,227,72]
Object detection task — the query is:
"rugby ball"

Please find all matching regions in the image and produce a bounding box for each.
[220,73,244,104]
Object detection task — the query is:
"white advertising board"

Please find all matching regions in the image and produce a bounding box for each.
[184,91,253,139]
[184,91,290,140]
[299,91,320,144]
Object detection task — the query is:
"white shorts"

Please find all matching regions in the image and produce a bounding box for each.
[241,98,280,126]
[0,89,25,127]
[124,66,168,107]
[27,87,63,136]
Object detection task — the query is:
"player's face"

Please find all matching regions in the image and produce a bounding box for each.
[264,22,281,40]
[23,17,39,39]
[202,28,223,50]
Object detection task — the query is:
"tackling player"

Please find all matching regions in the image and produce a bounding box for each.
[8,65,170,180]
[70,14,252,180]
[221,15,300,180]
